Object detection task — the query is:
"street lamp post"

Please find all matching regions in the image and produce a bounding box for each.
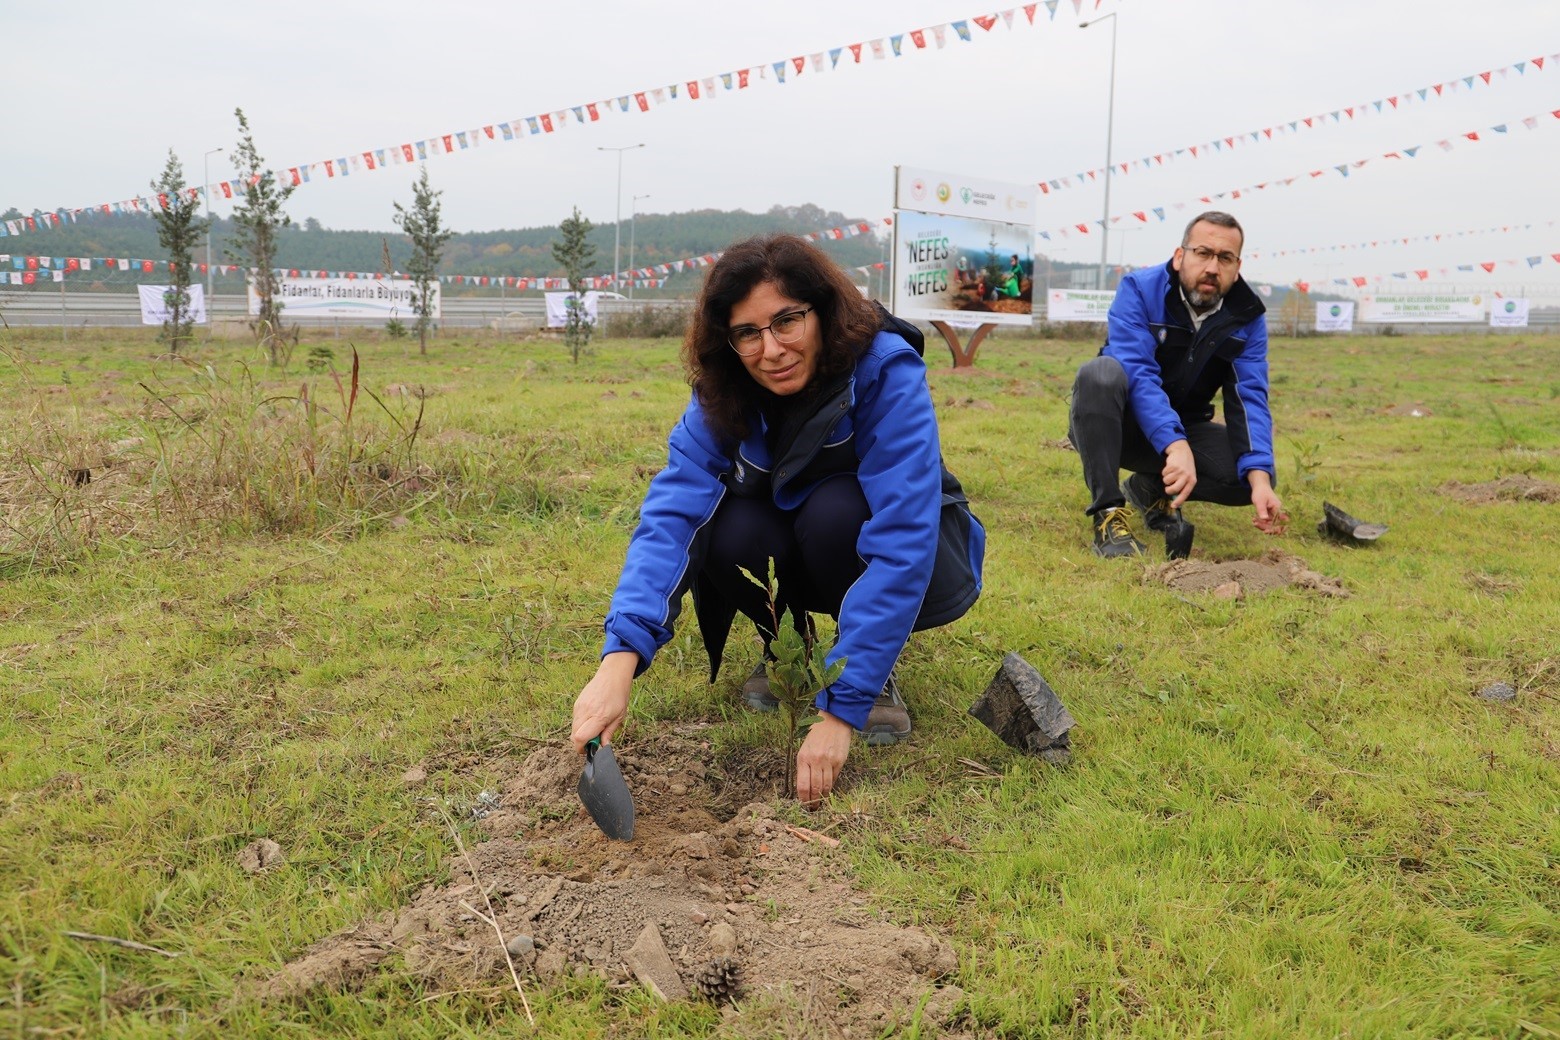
[1080,12,1117,291]
[204,147,223,329]
[596,143,645,292]
[628,194,651,300]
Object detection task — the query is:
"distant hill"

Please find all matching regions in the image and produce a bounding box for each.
[2,204,892,293]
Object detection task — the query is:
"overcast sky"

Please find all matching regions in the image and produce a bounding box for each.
[4,0,1558,291]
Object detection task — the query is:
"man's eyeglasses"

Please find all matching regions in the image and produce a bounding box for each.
[728,306,812,356]
[1183,246,1241,267]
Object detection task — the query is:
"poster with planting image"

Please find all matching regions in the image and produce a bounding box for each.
[891,209,1034,327]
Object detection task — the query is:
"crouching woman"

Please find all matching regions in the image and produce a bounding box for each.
[570,234,984,807]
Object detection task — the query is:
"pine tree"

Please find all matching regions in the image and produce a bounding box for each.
[551,207,597,363]
[149,150,206,353]
[227,108,295,366]
[392,166,452,355]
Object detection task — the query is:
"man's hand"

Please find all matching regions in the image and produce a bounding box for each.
[1161,439,1197,508]
[795,712,852,810]
[1248,472,1287,534]
[569,651,637,754]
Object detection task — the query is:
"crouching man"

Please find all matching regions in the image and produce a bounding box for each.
[1068,210,1285,558]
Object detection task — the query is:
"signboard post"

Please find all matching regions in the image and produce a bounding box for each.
[1358,294,1485,323]
[1314,301,1355,332]
[1489,299,1529,329]
[892,166,1035,368]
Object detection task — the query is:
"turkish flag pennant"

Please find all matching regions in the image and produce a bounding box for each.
[737,69,750,88]
[634,92,649,111]
[974,14,997,30]
[1480,262,1496,272]
[363,152,376,170]
[587,102,600,120]
[26,257,38,269]
[23,271,34,285]
[67,258,79,271]
[1024,3,1038,21]
[142,260,154,273]
[685,81,699,100]
[157,193,169,209]
[910,29,926,48]
[849,43,863,63]
[325,160,336,178]
[793,56,805,74]
[289,168,301,185]
[541,113,555,132]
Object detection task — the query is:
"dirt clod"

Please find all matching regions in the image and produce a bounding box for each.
[257,732,962,1035]
[237,839,284,873]
[1148,551,1349,598]
[1476,682,1517,703]
[1442,475,1560,504]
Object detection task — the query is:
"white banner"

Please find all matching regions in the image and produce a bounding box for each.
[249,277,434,320]
[545,291,601,328]
[890,209,1033,327]
[1047,289,1114,322]
[895,165,1035,225]
[1314,301,1355,332]
[1358,293,1485,323]
[1489,298,1530,328]
[137,284,208,325]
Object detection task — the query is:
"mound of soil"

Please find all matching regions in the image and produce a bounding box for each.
[1442,474,1560,504]
[1146,550,1348,600]
[258,727,966,1036]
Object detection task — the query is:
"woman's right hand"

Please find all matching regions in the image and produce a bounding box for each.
[570,651,639,754]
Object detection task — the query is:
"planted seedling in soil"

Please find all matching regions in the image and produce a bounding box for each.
[741,561,844,799]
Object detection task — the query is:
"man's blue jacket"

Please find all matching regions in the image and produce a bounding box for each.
[1104,260,1274,479]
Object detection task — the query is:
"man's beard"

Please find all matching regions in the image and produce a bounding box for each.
[1185,282,1223,310]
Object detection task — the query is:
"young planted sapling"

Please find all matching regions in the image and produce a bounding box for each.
[741,561,844,799]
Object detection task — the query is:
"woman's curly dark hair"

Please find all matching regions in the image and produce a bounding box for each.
[682,234,882,444]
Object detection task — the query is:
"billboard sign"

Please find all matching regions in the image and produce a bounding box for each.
[1358,293,1484,323]
[1047,289,1114,322]
[249,277,434,320]
[891,209,1034,326]
[1314,301,1355,332]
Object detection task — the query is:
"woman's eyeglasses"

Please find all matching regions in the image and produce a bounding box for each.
[728,307,812,356]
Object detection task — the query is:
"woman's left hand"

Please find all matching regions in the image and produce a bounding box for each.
[795,713,852,809]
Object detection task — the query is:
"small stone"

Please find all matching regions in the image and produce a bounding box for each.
[1212,581,1242,600]
[1476,681,1517,702]
[739,883,755,895]
[400,763,427,785]
[505,934,536,959]
[708,922,738,957]
[669,782,689,796]
[624,923,688,1001]
[688,911,708,925]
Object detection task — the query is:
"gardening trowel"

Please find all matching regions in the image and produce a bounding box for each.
[578,737,635,841]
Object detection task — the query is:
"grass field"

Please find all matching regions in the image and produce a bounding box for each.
[1,325,1556,1038]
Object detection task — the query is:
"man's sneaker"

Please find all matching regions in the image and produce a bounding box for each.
[1121,475,1195,560]
[1092,505,1145,559]
[741,661,779,712]
[862,673,912,746]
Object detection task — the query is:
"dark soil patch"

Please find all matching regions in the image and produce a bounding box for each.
[257,725,966,1036]
[1147,550,1348,599]
[1441,474,1560,504]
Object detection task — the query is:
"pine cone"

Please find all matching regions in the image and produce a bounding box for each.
[693,957,743,1002]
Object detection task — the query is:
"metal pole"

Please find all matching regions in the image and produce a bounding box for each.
[629,193,650,300]
[596,144,644,291]
[1080,13,1117,290]
[204,147,223,336]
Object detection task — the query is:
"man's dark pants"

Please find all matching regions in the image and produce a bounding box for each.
[1069,356,1260,516]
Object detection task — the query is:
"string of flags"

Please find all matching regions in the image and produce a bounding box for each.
[0,216,894,289]
[1038,108,1560,244]
[1297,249,1560,291]
[1037,53,1553,195]
[0,3,1090,241]
[1245,219,1560,262]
